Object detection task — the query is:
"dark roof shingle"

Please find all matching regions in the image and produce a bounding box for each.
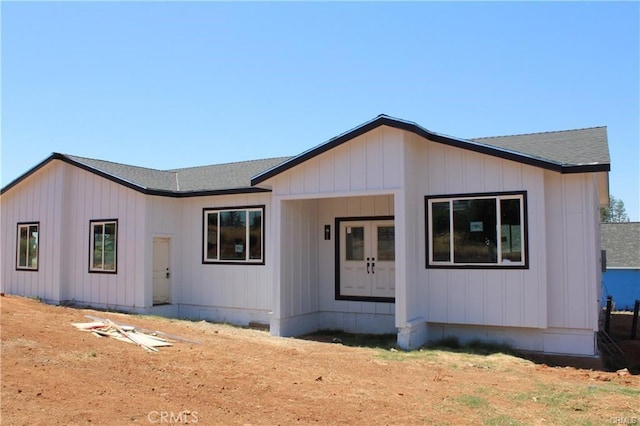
[63,154,291,194]
[1,115,611,196]
[601,222,640,268]
[472,126,610,167]
[251,115,610,185]
[169,157,292,192]
[65,155,178,191]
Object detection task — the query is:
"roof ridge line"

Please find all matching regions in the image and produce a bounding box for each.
[168,156,292,172]
[63,153,167,173]
[471,125,607,140]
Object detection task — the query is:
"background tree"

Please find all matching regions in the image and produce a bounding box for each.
[600,195,630,223]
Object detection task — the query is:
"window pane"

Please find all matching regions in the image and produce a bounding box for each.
[346,226,365,261]
[249,210,262,260]
[103,223,116,271]
[93,224,104,269]
[500,198,522,262]
[28,225,38,269]
[220,211,246,260]
[377,226,395,261]
[431,202,451,262]
[453,198,497,263]
[18,226,28,267]
[207,212,218,260]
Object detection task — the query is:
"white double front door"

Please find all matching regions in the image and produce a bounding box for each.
[339,220,395,299]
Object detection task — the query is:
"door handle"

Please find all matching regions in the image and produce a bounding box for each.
[166,268,170,279]
[366,257,370,274]
[371,258,375,274]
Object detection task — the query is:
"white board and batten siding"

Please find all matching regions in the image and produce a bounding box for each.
[175,193,273,325]
[544,171,602,333]
[318,196,396,330]
[146,195,180,309]
[60,163,147,310]
[405,132,549,330]
[400,132,602,354]
[271,126,405,197]
[273,195,398,337]
[1,161,65,302]
[2,121,605,356]
[265,126,405,336]
[0,160,147,310]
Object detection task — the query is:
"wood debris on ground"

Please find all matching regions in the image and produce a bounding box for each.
[72,317,174,352]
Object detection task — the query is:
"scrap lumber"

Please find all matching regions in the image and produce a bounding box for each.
[105,319,158,352]
[85,315,201,344]
[72,317,175,352]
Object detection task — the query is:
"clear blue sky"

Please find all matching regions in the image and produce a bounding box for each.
[2,2,639,220]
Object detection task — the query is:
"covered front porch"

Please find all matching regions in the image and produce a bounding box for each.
[268,192,428,349]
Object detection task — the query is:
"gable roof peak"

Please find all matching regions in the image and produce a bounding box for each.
[251,116,610,185]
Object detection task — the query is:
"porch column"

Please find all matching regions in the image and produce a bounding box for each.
[269,197,283,336]
[395,189,429,350]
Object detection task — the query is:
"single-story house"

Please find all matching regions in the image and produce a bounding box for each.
[601,222,640,311]
[0,115,611,356]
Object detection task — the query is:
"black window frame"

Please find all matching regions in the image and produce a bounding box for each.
[425,191,529,269]
[16,222,40,271]
[202,205,265,265]
[89,219,119,274]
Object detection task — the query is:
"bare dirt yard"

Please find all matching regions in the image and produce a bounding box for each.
[1,295,639,425]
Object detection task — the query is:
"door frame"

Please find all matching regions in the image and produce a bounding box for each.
[152,236,172,305]
[334,216,395,303]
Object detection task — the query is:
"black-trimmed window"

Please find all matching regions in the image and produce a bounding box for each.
[17,222,39,270]
[90,219,118,273]
[203,206,264,264]
[426,192,527,268]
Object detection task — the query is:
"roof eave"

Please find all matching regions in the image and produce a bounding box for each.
[61,154,150,192]
[251,115,608,185]
[560,163,611,174]
[1,153,271,198]
[1,153,60,195]
[162,187,271,198]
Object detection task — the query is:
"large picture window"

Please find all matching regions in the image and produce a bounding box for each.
[203,206,264,264]
[17,222,39,270]
[426,192,527,268]
[90,219,118,273]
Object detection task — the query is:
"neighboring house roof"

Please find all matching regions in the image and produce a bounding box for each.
[252,115,610,185]
[601,222,640,269]
[1,114,610,197]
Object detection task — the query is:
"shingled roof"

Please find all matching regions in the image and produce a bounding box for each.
[471,126,610,167]
[601,222,640,269]
[2,115,610,197]
[251,115,610,185]
[1,153,291,197]
[64,154,291,195]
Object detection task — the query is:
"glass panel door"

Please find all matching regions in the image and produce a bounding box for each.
[339,220,395,300]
